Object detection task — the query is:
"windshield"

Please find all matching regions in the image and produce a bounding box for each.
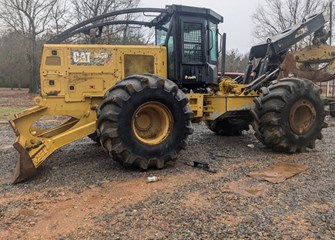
[209,22,218,62]
[156,19,172,45]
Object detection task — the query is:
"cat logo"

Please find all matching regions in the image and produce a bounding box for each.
[72,51,91,64]
[295,26,308,38]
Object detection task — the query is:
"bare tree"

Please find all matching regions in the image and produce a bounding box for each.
[252,0,327,42]
[0,0,57,92]
[49,0,71,35]
[72,0,119,22]
[71,0,147,44]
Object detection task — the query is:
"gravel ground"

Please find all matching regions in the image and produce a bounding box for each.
[0,114,335,239]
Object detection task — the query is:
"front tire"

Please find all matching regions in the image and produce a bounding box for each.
[251,78,326,153]
[97,74,193,169]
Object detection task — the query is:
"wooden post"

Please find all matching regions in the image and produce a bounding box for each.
[328,1,333,97]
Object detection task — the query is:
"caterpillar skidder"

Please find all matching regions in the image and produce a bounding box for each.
[10,5,332,183]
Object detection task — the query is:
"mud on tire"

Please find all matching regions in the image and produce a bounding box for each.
[97,74,193,169]
[251,78,327,153]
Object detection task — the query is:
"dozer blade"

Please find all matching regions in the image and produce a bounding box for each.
[9,102,97,183]
[12,142,37,184]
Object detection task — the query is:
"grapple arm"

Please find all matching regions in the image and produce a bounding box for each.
[280,44,335,82]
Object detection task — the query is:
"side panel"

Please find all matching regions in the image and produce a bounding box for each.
[41,44,167,102]
[204,95,255,120]
[187,93,255,121]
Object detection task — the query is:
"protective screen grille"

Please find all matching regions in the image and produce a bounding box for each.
[183,23,203,63]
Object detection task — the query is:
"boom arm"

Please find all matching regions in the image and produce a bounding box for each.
[249,13,326,60]
[243,13,329,88]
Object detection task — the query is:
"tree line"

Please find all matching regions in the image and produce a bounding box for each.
[0,0,328,91]
[0,0,145,92]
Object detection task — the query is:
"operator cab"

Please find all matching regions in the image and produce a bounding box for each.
[153,5,223,88]
[47,5,224,88]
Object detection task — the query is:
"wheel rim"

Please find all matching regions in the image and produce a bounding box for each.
[289,99,316,135]
[132,102,173,145]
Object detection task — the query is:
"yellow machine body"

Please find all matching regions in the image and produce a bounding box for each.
[10,44,255,183]
[10,44,168,182]
[188,78,257,121]
[9,6,331,184]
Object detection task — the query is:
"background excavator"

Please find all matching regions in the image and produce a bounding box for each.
[9,5,333,183]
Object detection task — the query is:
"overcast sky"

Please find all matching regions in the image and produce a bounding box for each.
[140,0,264,53]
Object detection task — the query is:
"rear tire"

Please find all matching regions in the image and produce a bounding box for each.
[97,74,193,169]
[206,118,250,136]
[251,78,326,153]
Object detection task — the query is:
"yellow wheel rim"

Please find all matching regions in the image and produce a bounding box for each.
[289,99,316,135]
[132,102,173,145]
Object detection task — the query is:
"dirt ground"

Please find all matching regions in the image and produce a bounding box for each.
[0,88,335,239]
[0,88,35,108]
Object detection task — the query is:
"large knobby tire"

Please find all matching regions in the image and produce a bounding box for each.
[251,78,326,153]
[97,74,193,169]
[206,118,250,136]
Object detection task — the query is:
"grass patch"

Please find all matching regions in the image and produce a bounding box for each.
[0,107,26,121]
